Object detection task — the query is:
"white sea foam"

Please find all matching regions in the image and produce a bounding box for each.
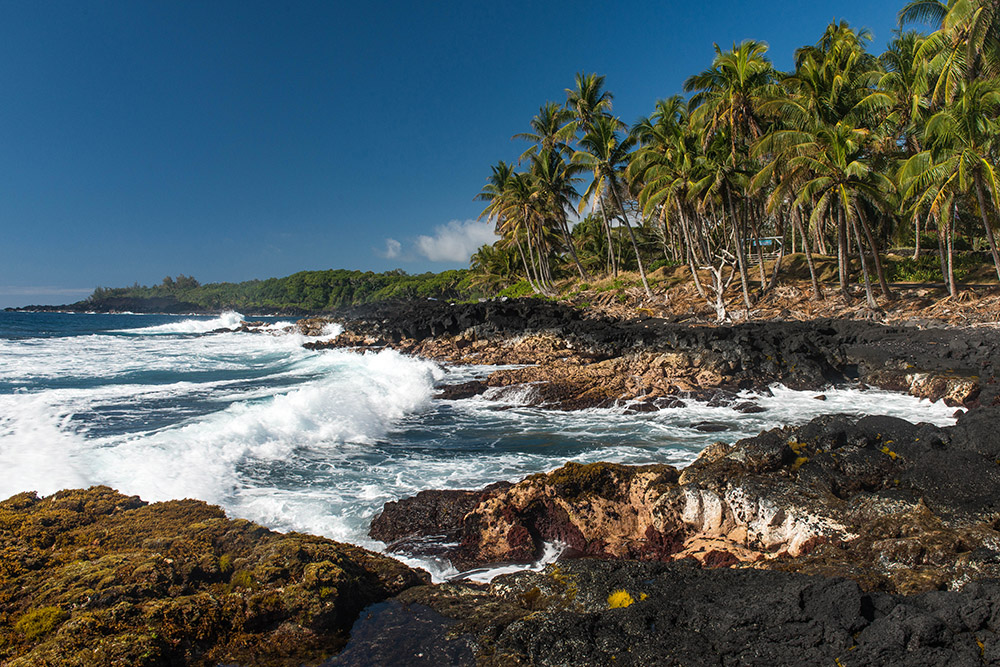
[0,313,970,581]
[117,311,245,334]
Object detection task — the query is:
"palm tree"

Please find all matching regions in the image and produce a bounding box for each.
[629,97,691,264]
[909,78,1000,281]
[574,116,652,296]
[770,22,886,299]
[859,30,931,257]
[565,72,615,135]
[684,39,781,311]
[529,149,588,279]
[756,120,895,307]
[514,102,576,161]
[901,0,1000,104]
[476,162,546,293]
[898,151,961,295]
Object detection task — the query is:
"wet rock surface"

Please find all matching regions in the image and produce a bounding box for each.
[329,559,1000,666]
[0,487,426,667]
[373,409,1000,594]
[305,299,1000,410]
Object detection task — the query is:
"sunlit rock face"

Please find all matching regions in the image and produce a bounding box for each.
[373,409,1000,594]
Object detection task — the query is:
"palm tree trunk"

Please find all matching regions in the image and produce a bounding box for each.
[912,211,921,261]
[793,205,822,301]
[849,209,877,309]
[814,214,828,255]
[947,206,958,296]
[854,203,894,300]
[597,198,619,276]
[752,201,768,291]
[513,237,538,292]
[837,203,851,301]
[726,189,753,313]
[974,174,1000,282]
[522,219,545,294]
[609,186,652,297]
[559,216,588,280]
[767,206,786,291]
[934,212,956,297]
[678,203,707,298]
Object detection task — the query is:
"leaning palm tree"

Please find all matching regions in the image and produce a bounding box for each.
[574,116,652,296]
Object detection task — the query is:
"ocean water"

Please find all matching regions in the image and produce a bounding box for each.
[0,311,959,580]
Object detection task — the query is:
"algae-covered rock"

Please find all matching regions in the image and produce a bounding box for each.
[0,486,426,666]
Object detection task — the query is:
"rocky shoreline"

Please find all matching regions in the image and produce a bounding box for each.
[321,299,1000,663]
[4,298,1000,665]
[302,299,997,409]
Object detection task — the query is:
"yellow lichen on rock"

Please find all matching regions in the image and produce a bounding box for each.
[607,589,635,609]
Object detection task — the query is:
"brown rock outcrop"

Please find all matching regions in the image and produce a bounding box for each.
[372,409,1000,594]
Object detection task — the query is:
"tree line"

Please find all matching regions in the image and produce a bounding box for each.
[85,269,473,313]
[472,0,1000,320]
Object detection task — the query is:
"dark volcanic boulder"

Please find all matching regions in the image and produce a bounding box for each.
[0,487,426,666]
[327,560,1000,666]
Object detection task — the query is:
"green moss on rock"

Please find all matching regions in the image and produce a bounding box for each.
[15,607,68,640]
[0,486,427,666]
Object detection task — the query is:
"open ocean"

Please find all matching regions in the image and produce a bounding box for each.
[0,311,959,580]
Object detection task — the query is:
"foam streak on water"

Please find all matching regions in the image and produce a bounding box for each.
[0,312,960,580]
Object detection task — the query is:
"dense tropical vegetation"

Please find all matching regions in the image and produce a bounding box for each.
[471,0,1000,320]
[78,269,473,313]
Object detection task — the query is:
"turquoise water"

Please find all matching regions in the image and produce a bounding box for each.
[0,311,958,579]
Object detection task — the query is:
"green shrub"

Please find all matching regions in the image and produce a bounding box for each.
[498,280,536,299]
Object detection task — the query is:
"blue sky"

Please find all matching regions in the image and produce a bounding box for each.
[0,0,907,307]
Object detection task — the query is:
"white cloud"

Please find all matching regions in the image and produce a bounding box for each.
[415,219,499,263]
[378,238,402,259]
